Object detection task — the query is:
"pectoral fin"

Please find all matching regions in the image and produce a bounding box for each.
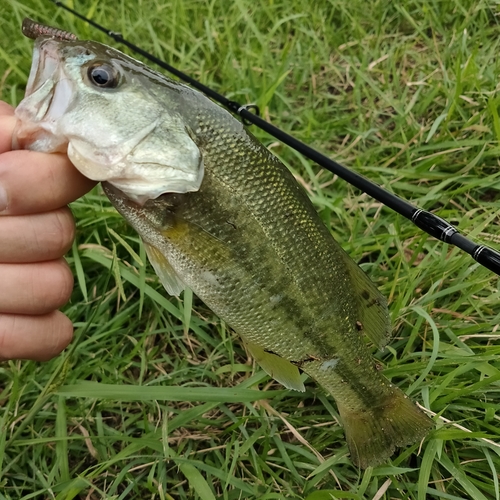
[246,342,305,392]
[143,241,186,297]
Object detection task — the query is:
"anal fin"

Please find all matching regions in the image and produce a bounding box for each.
[246,342,305,392]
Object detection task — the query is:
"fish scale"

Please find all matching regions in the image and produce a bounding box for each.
[14,28,433,468]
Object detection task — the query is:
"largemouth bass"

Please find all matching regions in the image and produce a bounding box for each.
[13,20,433,468]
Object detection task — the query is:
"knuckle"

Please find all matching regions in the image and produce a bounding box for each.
[0,312,73,361]
[49,259,74,307]
[38,312,74,361]
[31,260,74,312]
[54,312,74,348]
[0,261,74,315]
[0,314,15,360]
[50,207,76,255]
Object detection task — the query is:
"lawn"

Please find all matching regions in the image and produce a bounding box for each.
[1,0,500,498]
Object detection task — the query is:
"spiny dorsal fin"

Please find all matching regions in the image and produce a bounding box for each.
[341,252,391,349]
[246,342,305,392]
[143,241,186,297]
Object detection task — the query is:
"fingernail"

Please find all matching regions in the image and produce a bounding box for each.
[0,184,8,213]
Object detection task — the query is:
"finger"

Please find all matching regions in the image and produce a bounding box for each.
[0,259,74,315]
[0,150,97,215]
[0,101,14,116]
[0,103,16,154]
[0,310,73,361]
[0,207,75,263]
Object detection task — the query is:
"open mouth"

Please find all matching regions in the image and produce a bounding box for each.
[26,38,59,96]
[13,38,73,152]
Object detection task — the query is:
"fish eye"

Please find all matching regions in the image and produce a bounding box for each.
[87,63,120,88]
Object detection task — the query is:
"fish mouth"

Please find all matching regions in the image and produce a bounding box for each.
[13,38,74,152]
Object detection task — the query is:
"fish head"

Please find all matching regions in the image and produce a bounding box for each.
[14,36,203,204]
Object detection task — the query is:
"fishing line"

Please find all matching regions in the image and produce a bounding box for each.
[47,1,500,276]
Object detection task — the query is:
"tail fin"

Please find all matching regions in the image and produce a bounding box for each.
[338,389,433,469]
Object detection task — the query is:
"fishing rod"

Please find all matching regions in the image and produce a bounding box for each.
[49,0,500,277]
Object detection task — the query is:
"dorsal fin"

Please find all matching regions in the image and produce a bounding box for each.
[246,342,305,392]
[341,252,391,349]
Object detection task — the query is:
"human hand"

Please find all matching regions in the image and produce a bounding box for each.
[0,101,96,361]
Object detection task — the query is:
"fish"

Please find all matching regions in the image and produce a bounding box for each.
[13,19,433,469]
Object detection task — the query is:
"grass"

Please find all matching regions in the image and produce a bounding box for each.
[1,0,500,498]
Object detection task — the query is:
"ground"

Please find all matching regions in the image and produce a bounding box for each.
[1,0,500,498]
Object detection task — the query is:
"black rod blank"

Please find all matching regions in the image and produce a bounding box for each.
[49,0,500,277]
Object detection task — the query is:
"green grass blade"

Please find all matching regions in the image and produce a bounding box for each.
[438,453,489,500]
[57,381,285,402]
[175,461,217,500]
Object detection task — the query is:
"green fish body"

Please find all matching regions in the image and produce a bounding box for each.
[14,31,433,468]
